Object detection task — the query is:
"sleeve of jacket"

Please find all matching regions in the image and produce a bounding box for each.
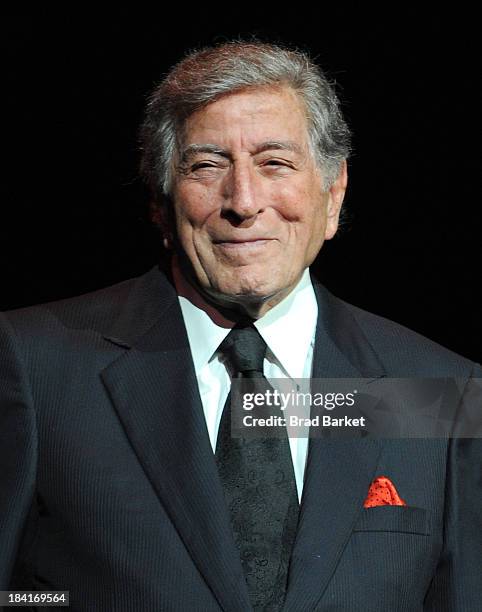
[424,363,482,611]
[0,312,37,587]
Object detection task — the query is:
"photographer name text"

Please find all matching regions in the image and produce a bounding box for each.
[243,415,366,427]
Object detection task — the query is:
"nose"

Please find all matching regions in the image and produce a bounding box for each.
[221,161,263,220]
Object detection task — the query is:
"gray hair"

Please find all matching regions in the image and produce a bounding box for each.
[139,40,351,207]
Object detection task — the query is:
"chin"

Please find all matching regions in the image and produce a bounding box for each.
[211,273,284,304]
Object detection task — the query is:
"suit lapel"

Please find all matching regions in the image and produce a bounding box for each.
[99,266,388,611]
[283,278,385,611]
[100,266,251,612]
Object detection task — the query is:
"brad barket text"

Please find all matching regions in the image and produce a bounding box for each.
[242,415,366,428]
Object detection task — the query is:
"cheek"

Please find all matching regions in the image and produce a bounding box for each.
[173,188,213,233]
[271,179,325,221]
[278,194,327,244]
[270,184,306,221]
[292,195,328,258]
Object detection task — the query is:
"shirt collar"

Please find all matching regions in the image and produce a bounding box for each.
[176,265,317,379]
[253,269,317,379]
[176,298,231,379]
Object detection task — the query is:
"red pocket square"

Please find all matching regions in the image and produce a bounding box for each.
[364,476,407,508]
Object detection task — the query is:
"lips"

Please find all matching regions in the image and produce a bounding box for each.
[213,238,274,244]
[214,239,274,250]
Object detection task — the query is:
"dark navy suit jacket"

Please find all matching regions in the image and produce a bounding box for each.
[1,265,481,611]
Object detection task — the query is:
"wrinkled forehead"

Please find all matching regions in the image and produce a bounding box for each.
[176,84,312,151]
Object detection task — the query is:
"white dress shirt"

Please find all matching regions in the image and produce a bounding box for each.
[175,266,318,501]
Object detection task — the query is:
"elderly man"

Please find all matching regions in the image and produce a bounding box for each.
[1,41,481,611]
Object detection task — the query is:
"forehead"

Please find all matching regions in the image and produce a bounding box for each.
[181,85,310,149]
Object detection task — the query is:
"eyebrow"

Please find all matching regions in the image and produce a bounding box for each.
[180,140,304,162]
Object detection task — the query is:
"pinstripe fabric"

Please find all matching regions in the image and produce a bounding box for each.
[1,264,481,611]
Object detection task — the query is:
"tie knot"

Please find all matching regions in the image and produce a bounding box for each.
[219,323,267,376]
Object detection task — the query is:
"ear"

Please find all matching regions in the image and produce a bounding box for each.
[151,197,175,249]
[324,160,348,240]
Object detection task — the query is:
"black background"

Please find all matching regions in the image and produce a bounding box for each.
[2,8,480,361]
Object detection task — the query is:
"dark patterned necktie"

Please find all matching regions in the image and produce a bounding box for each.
[215,322,300,611]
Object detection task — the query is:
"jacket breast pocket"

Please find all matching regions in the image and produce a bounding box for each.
[353,506,430,535]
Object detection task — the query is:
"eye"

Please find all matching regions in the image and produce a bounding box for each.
[261,158,296,173]
[192,161,217,170]
[265,159,285,166]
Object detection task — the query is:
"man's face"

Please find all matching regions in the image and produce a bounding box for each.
[170,85,347,314]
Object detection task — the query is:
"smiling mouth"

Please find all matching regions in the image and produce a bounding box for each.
[214,239,275,248]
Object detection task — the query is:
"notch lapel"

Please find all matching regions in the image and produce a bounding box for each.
[283,279,385,611]
[100,267,251,612]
